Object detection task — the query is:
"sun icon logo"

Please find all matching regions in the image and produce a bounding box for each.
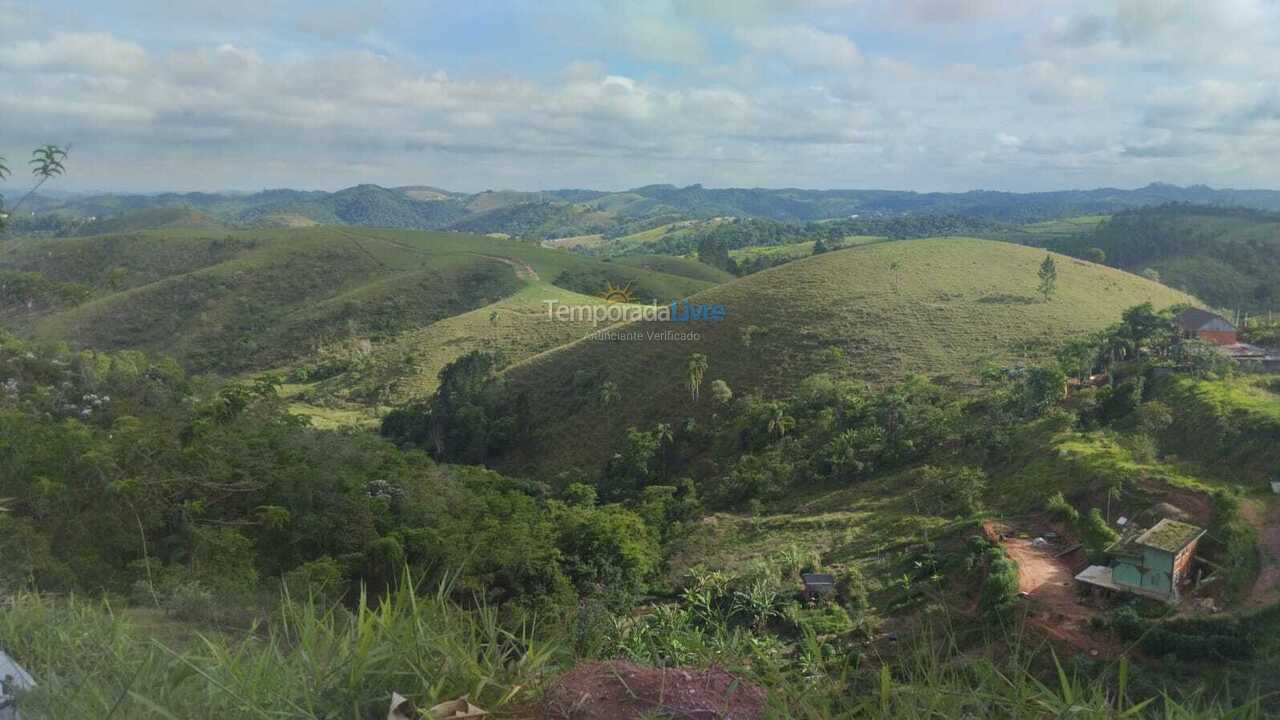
[598,281,636,304]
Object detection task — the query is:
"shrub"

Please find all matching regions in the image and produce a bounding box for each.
[980,545,1019,620]
[1079,508,1119,554]
[1045,492,1080,523]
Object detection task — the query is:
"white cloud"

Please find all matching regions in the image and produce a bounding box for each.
[5,0,1280,193]
[736,24,862,72]
[0,32,148,74]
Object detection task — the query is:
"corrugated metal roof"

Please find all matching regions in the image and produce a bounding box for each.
[1175,308,1235,333]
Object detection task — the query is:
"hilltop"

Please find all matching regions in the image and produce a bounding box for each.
[18,182,1280,241]
[491,238,1195,475]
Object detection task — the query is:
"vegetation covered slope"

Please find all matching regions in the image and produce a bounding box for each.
[1038,205,1280,312]
[494,238,1195,474]
[0,226,720,375]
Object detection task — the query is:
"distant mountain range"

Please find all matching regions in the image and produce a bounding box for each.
[13,181,1280,239]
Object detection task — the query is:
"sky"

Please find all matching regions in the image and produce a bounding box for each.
[2,0,1280,193]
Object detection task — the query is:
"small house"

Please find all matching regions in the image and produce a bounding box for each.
[1175,308,1238,346]
[1075,519,1205,602]
[800,573,836,601]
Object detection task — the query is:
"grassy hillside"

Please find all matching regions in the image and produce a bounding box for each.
[493,238,1195,475]
[1,226,720,376]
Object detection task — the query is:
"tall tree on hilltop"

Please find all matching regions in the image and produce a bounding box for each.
[1037,254,1058,301]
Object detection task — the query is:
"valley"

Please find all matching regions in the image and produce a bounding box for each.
[4,164,1280,720]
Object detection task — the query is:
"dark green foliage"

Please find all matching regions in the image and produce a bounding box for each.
[0,333,651,614]
[914,465,987,515]
[381,351,531,464]
[982,364,1068,420]
[979,543,1019,619]
[696,234,739,274]
[0,269,92,315]
[1205,492,1260,602]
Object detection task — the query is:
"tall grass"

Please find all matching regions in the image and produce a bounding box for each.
[0,585,1272,719]
[0,584,564,719]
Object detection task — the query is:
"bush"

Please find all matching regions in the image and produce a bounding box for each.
[1045,492,1080,523]
[980,545,1019,620]
[282,556,347,605]
[1206,492,1260,602]
[1079,508,1119,554]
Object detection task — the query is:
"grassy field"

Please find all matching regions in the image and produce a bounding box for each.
[492,237,1196,476]
[730,235,887,262]
[608,254,736,283]
[1,226,717,377]
[1021,215,1110,235]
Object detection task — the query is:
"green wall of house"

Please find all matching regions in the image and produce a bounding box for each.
[1112,549,1174,595]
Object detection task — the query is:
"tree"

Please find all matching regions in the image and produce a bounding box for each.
[766,403,795,439]
[1037,254,1058,301]
[709,379,733,406]
[1141,268,1162,283]
[812,238,830,254]
[1056,337,1099,382]
[685,353,708,402]
[696,236,738,274]
[1,144,71,231]
[598,380,620,407]
[1084,247,1107,264]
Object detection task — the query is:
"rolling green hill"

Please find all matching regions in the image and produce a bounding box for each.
[0,226,721,380]
[491,238,1196,475]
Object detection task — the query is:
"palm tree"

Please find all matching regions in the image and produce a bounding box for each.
[767,404,795,439]
[598,380,620,407]
[9,144,70,216]
[653,422,674,448]
[685,353,708,402]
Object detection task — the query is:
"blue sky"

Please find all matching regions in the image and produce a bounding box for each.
[3,0,1279,193]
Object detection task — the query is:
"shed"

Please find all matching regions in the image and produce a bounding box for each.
[800,573,836,600]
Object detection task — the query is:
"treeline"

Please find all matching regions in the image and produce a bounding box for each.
[1040,204,1280,311]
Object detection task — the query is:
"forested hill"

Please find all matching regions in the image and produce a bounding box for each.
[1036,204,1280,312]
[16,181,1280,239]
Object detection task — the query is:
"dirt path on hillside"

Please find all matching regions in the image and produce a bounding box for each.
[1242,497,1280,609]
[338,229,542,282]
[470,253,540,282]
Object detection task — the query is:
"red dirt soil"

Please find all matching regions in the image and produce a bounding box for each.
[540,661,766,720]
[1001,535,1113,656]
